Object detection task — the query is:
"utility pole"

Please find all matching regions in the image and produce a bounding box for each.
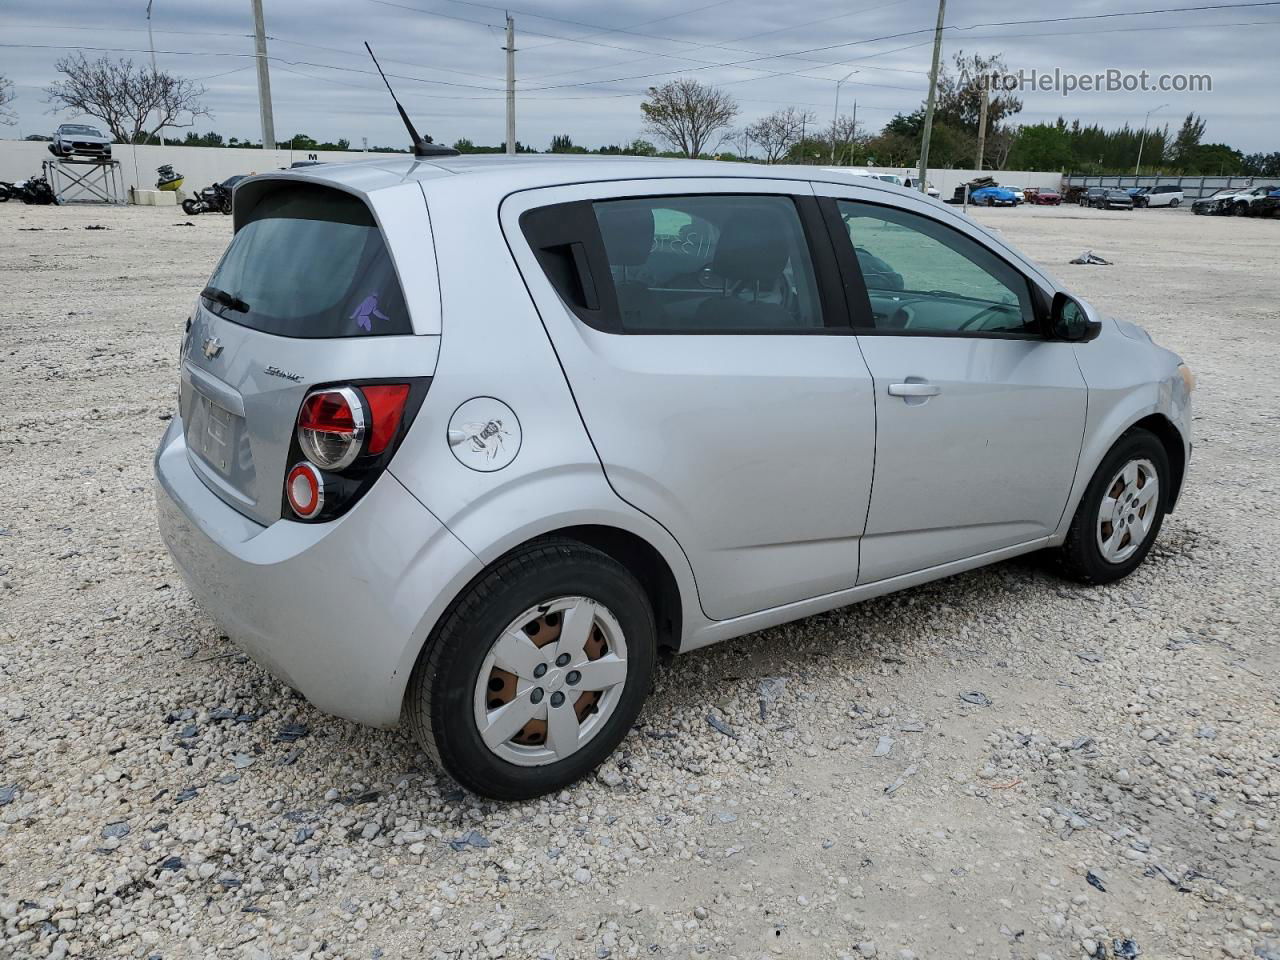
[250,0,276,150]
[975,80,989,170]
[504,13,516,155]
[916,0,946,194]
[847,101,856,165]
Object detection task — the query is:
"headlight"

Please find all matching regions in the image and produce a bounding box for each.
[1178,363,1196,393]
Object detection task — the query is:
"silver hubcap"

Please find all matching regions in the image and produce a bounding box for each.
[1096,458,1159,564]
[473,597,628,767]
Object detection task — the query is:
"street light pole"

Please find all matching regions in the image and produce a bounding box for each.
[146,1,157,73]
[1135,102,1168,175]
[829,70,857,165]
[916,0,947,194]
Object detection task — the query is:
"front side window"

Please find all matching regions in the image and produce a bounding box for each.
[592,195,824,332]
[205,184,411,338]
[836,200,1037,336]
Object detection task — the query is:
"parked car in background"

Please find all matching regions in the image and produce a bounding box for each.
[48,123,113,161]
[1254,189,1280,218]
[970,185,1021,206]
[1143,185,1184,208]
[154,156,1193,799]
[901,175,941,198]
[1222,184,1280,216]
[1029,189,1063,205]
[1192,189,1240,215]
[1085,188,1134,210]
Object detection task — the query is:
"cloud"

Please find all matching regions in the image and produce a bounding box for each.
[1,0,1275,153]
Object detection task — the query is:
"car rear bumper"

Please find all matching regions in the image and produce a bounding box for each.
[153,417,481,727]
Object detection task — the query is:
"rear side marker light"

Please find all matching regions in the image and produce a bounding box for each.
[298,386,365,471]
[286,462,324,518]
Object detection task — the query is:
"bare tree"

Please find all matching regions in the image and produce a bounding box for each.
[746,107,815,164]
[641,79,738,158]
[45,55,209,144]
[0,74,16,127]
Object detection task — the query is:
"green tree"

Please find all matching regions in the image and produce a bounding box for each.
[1008,123,1072,171]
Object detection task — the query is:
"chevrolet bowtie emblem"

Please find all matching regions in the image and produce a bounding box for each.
[202,337,223,359]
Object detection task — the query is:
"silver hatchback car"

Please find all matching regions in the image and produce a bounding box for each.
[155,156,1193,799]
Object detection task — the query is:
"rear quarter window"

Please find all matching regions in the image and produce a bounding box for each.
[204,183,411,338]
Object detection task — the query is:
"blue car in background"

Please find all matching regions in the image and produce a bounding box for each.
[970,185,1021,207]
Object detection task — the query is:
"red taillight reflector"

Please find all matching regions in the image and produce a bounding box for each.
[286,462,324,518]
[362,384,411,454]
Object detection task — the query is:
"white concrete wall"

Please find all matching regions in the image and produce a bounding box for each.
[3,138,1065,203]
[0,140,407,195]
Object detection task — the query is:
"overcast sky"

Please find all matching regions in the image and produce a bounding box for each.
[3,0,1277,154]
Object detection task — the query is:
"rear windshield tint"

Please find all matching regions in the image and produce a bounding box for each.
[204,183,411,338]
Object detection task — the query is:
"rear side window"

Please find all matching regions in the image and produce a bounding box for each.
[592,195,824,332]
[204,184,411,338]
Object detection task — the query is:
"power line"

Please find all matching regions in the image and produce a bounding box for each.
[515,1,1280,92]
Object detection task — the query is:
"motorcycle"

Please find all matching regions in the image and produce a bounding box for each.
[6,175,55,205]
[182,180,234,216]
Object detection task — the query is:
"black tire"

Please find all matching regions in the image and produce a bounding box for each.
[1051,428,1170,585]
[1169,197,1180,208]
[405,539,656,800]
[181,198,200,216]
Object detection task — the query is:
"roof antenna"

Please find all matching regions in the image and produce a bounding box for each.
[364,42,459,158]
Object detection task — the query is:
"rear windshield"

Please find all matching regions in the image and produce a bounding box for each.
[204,183,411,338]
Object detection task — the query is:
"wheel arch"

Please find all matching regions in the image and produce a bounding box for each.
[1130,413,1187,512]
[391,509,701,723]
[1055,395,1189,544]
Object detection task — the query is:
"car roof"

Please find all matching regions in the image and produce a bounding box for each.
[248,154,935,200]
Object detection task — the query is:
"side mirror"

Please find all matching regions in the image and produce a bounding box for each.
[1051,292,1103,342]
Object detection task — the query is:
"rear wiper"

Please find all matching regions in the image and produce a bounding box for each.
[200,285,250,313]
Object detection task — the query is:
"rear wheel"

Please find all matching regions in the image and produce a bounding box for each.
[405,539,656,800]
[1051,429,1169,585]
[1169,197,1181,208]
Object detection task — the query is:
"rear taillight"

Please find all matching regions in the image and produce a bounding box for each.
[361,384,410,454]
[285,380,425,523]
[298,386,365,471]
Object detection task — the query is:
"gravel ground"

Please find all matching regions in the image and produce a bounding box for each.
[1,199,1277,960]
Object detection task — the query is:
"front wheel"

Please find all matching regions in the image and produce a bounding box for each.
[181,198,200,215]
[405,539,656,800]
[1051,428,1170,585]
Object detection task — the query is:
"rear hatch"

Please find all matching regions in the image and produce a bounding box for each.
[179,178,439,526]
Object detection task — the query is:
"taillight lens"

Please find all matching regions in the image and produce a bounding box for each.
[362,384,410,454]
[297,387,365,471]
[286,381,420,523]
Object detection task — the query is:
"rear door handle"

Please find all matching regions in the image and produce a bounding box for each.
[887,381,941,398]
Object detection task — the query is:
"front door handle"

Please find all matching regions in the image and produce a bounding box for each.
[887,381,941,398]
